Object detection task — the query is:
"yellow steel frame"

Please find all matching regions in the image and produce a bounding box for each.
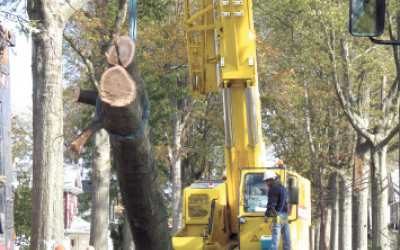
[176,0,312,249]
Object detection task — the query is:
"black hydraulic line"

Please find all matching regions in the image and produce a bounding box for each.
[208,199,217,235]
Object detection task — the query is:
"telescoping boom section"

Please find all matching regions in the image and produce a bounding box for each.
[173,0,312,248]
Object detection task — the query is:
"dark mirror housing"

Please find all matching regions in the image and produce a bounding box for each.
[349,0,385,37]
[289,186,299,205]
[287,177,299,205]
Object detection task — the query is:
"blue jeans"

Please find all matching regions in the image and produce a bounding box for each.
[270,212,291,250]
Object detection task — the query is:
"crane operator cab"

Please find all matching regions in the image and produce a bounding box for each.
[173,167,311,250]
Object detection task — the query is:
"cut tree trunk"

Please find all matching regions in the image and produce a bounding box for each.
[71,37,172,249]
[74,88,98,105]
[89,126,110,250]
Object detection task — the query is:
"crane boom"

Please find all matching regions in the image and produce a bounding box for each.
[173,0,311,249]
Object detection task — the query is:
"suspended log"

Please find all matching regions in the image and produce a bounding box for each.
[99,65,136,107]
[71,35,172,250]
[74,88,98,105]
[106,36,135,67]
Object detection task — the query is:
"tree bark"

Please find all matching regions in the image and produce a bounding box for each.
[371,145,390,250]
[89,127,110,250]
[74,88,98,106]
[314,220,320,250]
[338,175,351,250]
[29,22,65,250]
[327,172,338,250]
[27,0,90,249]
[123,210,134,250]
[72,53,173,249]
[319,165,327,250]
[167,76,192,235]
[352,138,370,250]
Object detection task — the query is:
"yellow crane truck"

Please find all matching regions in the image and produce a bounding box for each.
[172,0,312,248]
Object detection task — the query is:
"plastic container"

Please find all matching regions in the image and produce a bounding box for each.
[261,235,272,250]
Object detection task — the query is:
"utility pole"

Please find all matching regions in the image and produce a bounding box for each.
[0,23,16,250]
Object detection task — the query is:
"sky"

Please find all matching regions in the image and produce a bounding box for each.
[8,32,32,113]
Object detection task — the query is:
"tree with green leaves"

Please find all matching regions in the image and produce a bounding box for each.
[253,0,395,248]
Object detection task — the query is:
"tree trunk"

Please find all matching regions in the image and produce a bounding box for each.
[170,117,182,235]
[71,41,173,248]
[28,12,65,250]
[371,145,390,249]
[27,1,89,249]
[319,165,327,250]
[89,127,110,250]
[310,226,315,250]
[315,220,320,250]
[327,172,338,250]
[338,175,351,250]
[99,57,172,250]
[123,210,134,250]
[352,139,370,250]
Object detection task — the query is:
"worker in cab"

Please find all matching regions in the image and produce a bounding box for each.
[263,170,291,250]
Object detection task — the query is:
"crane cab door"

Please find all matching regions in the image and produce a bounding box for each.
[237,169,285,250]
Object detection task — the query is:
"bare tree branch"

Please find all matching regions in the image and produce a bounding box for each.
[378,123,400,147]
[61,0,89,23]
[317,11,375,144]
[63,32,100,90]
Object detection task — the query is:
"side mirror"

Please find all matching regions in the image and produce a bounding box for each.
[287,178,299,205]
[289,187,299,205]
[349,0,385,37]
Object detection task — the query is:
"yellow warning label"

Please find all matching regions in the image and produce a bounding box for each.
[250,235,260,242]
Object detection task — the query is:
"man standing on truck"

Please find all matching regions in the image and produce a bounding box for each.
[263,170,291,250]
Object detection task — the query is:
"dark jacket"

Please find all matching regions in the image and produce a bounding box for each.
[265,179,288,217]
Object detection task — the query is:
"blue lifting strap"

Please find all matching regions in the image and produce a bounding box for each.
[129,0,137,43]
[96,93,150,141]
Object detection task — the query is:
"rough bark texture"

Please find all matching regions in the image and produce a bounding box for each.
[89,127,110,250]
[27,0,89,249]
[338,175,351,250]
[98,56,173,249]
[28,6,64,250]
[71,36,172,248]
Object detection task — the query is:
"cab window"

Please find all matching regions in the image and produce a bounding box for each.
[243,173,269,213]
